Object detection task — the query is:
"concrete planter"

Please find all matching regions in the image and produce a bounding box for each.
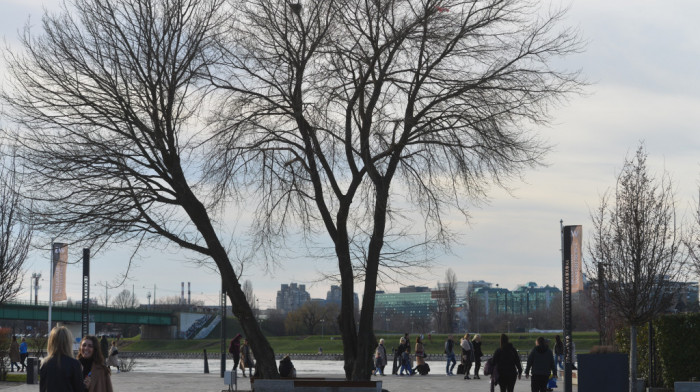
[578,353,629,392]
[674,382,700,392]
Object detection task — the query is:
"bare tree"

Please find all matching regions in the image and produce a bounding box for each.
[685,194,700,278]
[2,0,278,377]
[111,289,139,309]
[587,143,685,392]
[434,268,457,332]
[242,279,257,315]
[0,150,32,305]
[208,0,581,379]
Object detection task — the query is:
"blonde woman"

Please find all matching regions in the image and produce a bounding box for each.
[40,326,83,392]
[472,334,484,379]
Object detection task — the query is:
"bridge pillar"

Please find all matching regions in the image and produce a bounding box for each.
[141,324,176,339]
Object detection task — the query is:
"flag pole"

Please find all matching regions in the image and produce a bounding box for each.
[48,239,54,332]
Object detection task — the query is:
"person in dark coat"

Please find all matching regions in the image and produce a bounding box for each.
[472,334,484,379]
[228,333,243,373]
[554,335,564,370]
[445,334,456,375]
[278,355,296,378]
[525,337,556,392]
[100,336,109,361]
[393,337,407,375]
[9,335,21,372]
[461,333,474,379]
[491,333,522,392]
[40,326,84,392]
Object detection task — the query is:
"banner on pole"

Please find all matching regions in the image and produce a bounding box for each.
[52,243,68,302]
[568,225,584,293]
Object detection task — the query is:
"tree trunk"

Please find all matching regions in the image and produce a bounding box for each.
[629,325,637,392]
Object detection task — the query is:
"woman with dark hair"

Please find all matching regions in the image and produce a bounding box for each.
[491,334,522,392]
[78,335,113,392]
[40,326,83,392]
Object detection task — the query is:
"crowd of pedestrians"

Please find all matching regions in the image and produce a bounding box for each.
[366,331,562,392]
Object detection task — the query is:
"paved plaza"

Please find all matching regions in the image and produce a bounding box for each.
[0,372,577,392]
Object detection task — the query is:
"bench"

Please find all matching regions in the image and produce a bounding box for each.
[252,378,382,392]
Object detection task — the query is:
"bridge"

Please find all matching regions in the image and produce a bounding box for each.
[0,301,174,326]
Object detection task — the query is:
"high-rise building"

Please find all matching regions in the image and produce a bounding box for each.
[325,285,360,310]
[276,283,311,313]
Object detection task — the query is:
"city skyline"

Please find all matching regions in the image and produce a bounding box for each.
[2,0,700,308]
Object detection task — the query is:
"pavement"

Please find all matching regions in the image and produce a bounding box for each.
[0,372,578,392]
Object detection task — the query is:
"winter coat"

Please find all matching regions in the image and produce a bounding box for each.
[100,337,109,360]
[444,338,454,355]
[525,344,556,377]
[9,340,20,362]
[40,354,84,392]
[461,339,474,363]
[415,342,426,366]
[107,346,119,368]
[279,356,295,378]
[228,334,242,358]
[473,340,483,359]
[554,340,564,355]
[375,344,387,367]
[85,363,113,392]
[492,343,522,380]
[241,343,254,368]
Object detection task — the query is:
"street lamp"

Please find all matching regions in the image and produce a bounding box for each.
[528,317,533,334]
[321,319,325,338]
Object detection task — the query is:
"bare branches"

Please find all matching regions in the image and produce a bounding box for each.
[587,143,686,326]
[0,149,33,305]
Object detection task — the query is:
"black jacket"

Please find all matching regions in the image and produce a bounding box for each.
[525,344,556,377]
[492,343,522,380]
[40,354,84,392]
[279,357,295,377]
[473,341,483,359]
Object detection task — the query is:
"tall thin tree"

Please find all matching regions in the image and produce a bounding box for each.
[587,143,685,392]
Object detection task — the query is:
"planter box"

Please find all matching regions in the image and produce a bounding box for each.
[252,378,382,392]
[578,353,629,392]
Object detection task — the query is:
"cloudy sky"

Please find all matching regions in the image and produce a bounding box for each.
[2,0,699,309]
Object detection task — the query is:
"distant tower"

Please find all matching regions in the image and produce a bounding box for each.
[188,282,191,305]
[181,282,185,304]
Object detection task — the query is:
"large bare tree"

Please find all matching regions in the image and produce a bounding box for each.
[207,0,582,379]
[434,268,457,332]
[111,289,139,309]
[587,144,685,392]
[2,0,278,377]
[0,151,33,305]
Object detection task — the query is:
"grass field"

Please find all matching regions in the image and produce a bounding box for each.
[120,331,599,355]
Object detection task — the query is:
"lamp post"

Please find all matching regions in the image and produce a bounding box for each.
[411,321,414,334]
[321,319,325,338]
[528,317,533,335]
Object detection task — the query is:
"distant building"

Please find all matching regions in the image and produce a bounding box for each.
[399,285,431,293]
[472,282,561,316]
[325,285,360,310]
[276,283,311,313]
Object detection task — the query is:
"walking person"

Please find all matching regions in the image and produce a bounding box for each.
[445,334,457,375]
[9,336,21,372]
[393,337,407,375]
[107,341,120,373]
[78,335,114,392]
[525,336,556,392]
[491,333,522,392]
[229,333,242,374]
[19,337,28,371]
[399,347,412,376]
[240,338,254,377]
[374,339,387,376]
[461,333,474,379]
[40,326,84,392]
[100,336,109,361]
[554,335,564,371]
[472,334,484,379]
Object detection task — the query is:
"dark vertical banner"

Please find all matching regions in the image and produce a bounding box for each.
[561,224,581,392]
[52,243,68,302]
[570,225,583,293]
